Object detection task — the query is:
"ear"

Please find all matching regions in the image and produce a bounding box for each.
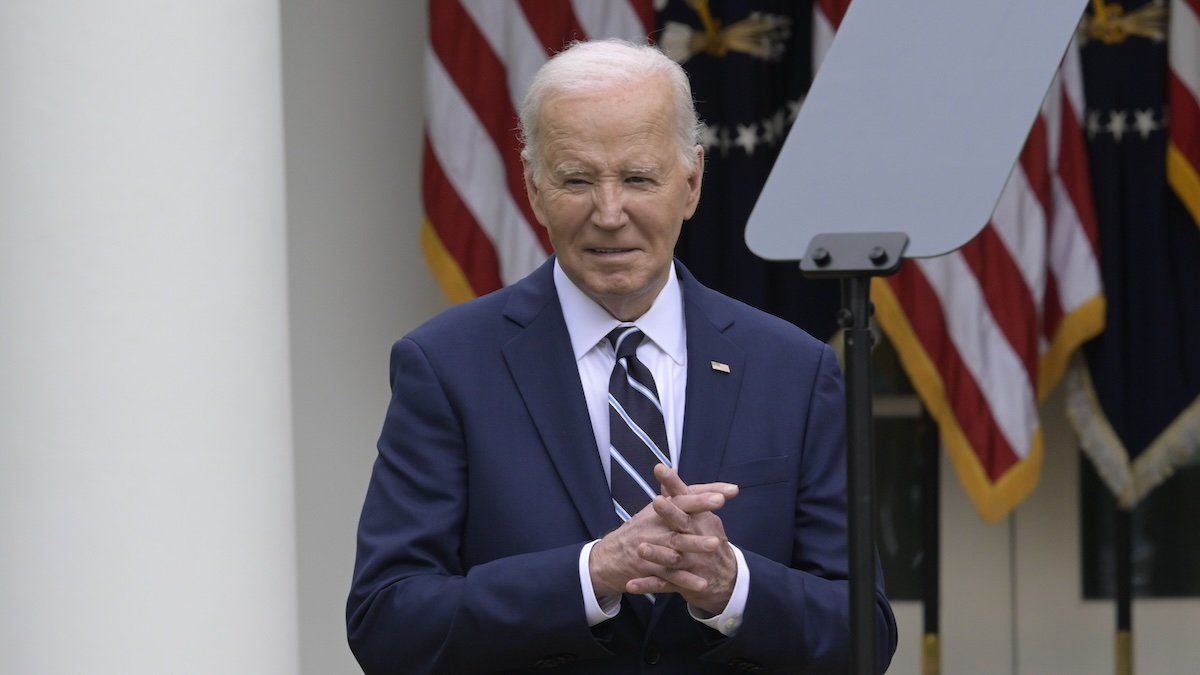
[682,144,704,220]
[522,159,549,228]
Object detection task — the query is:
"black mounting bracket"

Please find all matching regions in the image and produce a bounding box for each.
[799,232,908,278]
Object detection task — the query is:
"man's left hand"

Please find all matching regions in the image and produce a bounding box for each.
[626,464,738,615]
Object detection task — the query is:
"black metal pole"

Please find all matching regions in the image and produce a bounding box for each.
[801,232,906,672]
[920,410,940,674]
[1114,506,1133,675]
[840,276,876,675]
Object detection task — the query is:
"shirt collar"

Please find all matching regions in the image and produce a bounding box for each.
[553,259,686,365]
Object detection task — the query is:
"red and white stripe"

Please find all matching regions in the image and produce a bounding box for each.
[815,1,1104,520]
[1169,0,1200,223]
[812,0,850,73]
[423,0,653,295]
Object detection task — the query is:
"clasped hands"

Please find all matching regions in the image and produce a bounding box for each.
[589,464,739,616]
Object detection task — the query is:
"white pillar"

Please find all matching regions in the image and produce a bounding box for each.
[0,2,299,673]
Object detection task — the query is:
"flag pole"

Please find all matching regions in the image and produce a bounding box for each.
[1114,507,1133,675]
[920,411,941,675]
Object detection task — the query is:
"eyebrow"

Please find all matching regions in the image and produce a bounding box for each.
[552,166,588,178]
[552,164,664,175]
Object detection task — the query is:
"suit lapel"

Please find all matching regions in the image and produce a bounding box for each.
[649,262,745,632]
[502,260,619,541]
[675,264,744,487]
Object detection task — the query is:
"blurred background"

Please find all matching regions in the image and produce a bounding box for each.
[2,1,1196,673]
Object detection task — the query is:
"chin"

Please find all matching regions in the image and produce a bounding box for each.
[586,274,646,299]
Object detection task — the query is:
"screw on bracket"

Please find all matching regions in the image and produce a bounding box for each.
[812,247,831,267]
[868,246,888,266]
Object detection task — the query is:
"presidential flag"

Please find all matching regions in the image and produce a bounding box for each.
[659,0,841,339]
[1067,0,1200,506]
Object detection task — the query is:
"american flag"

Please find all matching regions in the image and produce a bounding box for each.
[421,0,653,303]
[1169,0,1200,224]
[815,0,1106,523]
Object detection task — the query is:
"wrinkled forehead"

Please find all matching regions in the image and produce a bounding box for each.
[534,76,677,147]
[540,115,679,178]
[540,70,671,114]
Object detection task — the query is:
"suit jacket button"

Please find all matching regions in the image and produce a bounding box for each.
[643,645,661,665]
[532,657,555,669]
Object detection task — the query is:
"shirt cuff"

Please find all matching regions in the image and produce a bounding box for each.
[579,540,621,627]
[687,543,749,636]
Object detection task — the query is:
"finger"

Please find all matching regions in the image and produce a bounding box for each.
[656,567,709,593]
[686,482,739,499]
[627,566,709,594]
[639,536,722,568]
[662,492,727,516]
[653,494,726,533]
[637,542,683,567]
[652,495,693,532]
[654,465,739,500]
[625,576,680,595]
[656,533,725,555]
[655,464,690,497]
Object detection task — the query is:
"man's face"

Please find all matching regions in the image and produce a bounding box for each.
[524,75,703,320]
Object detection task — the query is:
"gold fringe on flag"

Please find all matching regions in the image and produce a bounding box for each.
[1167,142,1200,227]
[421,218,477,305]
[1067,354,1200,508]
[873,279,1037,522]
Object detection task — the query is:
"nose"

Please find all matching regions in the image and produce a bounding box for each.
[591,181,627,230]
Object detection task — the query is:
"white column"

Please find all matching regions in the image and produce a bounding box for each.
[0,2,298,673]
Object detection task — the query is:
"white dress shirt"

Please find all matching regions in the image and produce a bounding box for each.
[553,261,749,636]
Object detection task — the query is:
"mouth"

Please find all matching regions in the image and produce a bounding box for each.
[586,247,638,255]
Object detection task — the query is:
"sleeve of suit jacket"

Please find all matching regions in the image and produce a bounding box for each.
[346,337,612,674]
[698,344,898,673]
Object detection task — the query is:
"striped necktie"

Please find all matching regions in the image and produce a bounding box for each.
[606,326,671,522]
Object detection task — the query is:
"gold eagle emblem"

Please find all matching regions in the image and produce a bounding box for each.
[659,0,791,64]
[1085,0,1166,44]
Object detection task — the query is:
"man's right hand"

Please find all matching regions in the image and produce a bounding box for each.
[588,480,738,599]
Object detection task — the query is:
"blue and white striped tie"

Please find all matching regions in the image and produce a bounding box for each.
[606,326,671,522]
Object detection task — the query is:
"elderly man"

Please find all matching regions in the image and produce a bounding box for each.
[348,40,897,674]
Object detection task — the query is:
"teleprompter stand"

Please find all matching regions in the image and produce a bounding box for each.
[801,232,907,674]
[743,1,1091,671]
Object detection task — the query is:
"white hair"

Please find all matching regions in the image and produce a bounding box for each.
[518,39,702,175]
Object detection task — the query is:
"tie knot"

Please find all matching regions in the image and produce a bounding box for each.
[606,326,644,360]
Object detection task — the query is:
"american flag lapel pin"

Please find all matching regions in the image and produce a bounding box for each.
[710,360,731,374]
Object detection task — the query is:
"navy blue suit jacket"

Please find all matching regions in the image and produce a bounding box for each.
[348,259,897,674]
